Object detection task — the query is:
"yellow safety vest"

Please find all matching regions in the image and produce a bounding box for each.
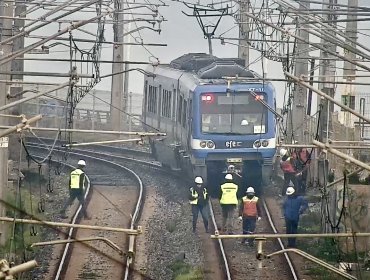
[70,168,85,190]
[220,182,238,205]
[189,187,208,205]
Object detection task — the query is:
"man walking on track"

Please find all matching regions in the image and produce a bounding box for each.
[220,173,238,234]
[189,176,209,233]
[61,159,89,219]
[238,187,262,246]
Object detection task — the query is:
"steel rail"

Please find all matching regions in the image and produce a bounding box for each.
[29,145,145,279]
[208,200,231,280]
[27,142,160,167]
[25,136,151,157]
[262,200,298,280]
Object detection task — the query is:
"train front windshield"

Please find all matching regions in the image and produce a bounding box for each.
[200,92,268,135]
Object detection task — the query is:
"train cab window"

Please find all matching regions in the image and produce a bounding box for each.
[161,90,172,118]
[148,85,158,114]
[182,100,187,127]
[200,92,268,134]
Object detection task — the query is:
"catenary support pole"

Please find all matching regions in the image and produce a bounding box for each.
[238,0,250,68]
[110,0,125,131]
[287,1,310,144]
[318,0,337,142]
[0,0,14,246]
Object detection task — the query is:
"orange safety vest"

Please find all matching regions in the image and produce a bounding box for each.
[242,196,258,217]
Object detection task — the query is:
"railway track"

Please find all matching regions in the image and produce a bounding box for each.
[208,195,299,280]
[27,144,145,279]
[27,139,299,279]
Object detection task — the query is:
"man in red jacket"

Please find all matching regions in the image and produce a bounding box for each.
[280,148,297,196]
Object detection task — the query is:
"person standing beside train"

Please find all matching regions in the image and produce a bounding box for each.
[189,176,209,233]
[220,174,239,234]
[283,186,308,248]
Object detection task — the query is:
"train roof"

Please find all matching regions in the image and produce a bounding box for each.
[170,53,260,79]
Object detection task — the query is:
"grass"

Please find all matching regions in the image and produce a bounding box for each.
[169,260,203,280]
[297,209,363,279]
[0,172,46,259]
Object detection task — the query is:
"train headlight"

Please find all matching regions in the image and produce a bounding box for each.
[262,140,269,147]
[254,140,261,148]
[200,141,207,148]
[207,141,215,149]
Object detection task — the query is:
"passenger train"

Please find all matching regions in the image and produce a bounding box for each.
[142,53,277,193]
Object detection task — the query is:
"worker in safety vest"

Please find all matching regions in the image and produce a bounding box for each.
[219,173,238,234]
[238,187,262,246]
[61,159,89,219]
[189,176,209,233]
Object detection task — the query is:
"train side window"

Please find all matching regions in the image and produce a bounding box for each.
[148,85,157,114]
[182,100,187,127]
[178,95,183,124]
[161,90,172,118]
[172,89,177,121]
[147,85,152,112]
[144,81,148,110]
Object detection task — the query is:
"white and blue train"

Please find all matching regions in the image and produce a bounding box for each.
[142,53,277,193]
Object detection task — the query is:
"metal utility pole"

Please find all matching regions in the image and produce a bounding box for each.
[0,0,14,246]
[110,0,125,131]
[318,0,338,142]
[238,0,250,68]
[288,1,310,144]
[343,0,358,127]
[8,0,25,161]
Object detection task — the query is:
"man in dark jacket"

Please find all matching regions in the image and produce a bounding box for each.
[189,176,209,233]
[283,186,308,247]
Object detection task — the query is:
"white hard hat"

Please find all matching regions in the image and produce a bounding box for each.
[78,159,86,166]
[280,148,288,157]
[241,120,248,126]
[195,176,203,184]
[225,174,233,180]
[246,187,255,194]
[286,187,295,195]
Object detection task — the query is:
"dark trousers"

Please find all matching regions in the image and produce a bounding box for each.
[221,204,236,233]
[192,204,209,232]
[296,172,307,195]
[243,217,257,245]
[62,190,88,218]
[285,218,298,247]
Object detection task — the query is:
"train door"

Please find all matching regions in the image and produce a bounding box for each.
[186,96,193,151]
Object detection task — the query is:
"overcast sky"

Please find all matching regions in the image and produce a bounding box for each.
[23,0,370,113]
